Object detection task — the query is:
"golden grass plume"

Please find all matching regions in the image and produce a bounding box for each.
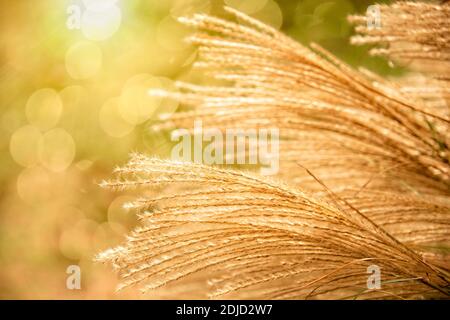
[97,3,450,299]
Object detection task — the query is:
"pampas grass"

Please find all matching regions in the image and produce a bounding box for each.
[98,156,449,299]
[97,3,450,299]
[151,6,449,192]
[349,1,450,77]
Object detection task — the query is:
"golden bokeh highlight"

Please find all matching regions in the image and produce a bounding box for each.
[156,15,190,52]
[81,2,122,41]
[82,0,118,11]
[75,159,94,171]
[65,41,103,79]
[225,0,282,29]
[99,97,135,137]
[25,88,63,131]
[60,85,87,110]
[170,0,211,18]
[107,195,136,232]
[224,0,268,14]
[119,74,163,125]
[39,128,76,172]
[16,166,52,204]
[251,0,283,29]
[9,125,43,167]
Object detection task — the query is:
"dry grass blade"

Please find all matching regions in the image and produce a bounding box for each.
[97,156,450,299]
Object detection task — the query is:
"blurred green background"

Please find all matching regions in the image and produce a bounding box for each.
[0,0,398,299]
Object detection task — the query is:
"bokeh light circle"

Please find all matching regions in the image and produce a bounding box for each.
[26,88,63,131]
[99,97,135,137]
[119,74,164,125]
[107,195,137,232]
[60,85,87,109]
[170,0,211,18]
[251,0,283,29]
[224,0,268,14]
[65,41,102,79]
[39,128,76,172]
[156,16,190,52]
[9,125,43,167]
[82,0,118,11]
[16,166,52,204]
[81,5,121,41]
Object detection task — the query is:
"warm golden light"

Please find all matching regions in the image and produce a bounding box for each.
[26,89,63,131]
[9,125,43,167]
[39,128,76,172]
[118,74,163,125]
[99,97,135,137]
[65,41,103,79]
[81,1,122,41]
[2,0,446,301]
